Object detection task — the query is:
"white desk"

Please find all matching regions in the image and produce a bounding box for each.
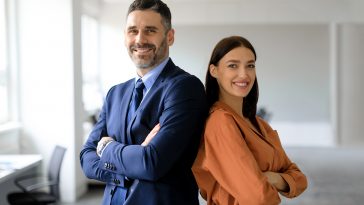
[0,155,42,205]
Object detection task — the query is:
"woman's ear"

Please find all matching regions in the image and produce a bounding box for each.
[209,64,218,78]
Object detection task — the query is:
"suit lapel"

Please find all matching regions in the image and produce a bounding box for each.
[120,80,134,143]
[126,59,177,143]
[139,59,176,104]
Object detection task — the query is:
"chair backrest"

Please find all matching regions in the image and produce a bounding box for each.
[47,145,67,199]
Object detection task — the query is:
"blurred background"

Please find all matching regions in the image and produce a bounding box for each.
[0,0,363,204]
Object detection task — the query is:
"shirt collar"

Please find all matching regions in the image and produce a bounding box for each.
[134,57,169,93]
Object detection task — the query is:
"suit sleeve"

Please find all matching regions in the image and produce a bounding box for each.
[99,76,207,181]
[203,111,281,205]
[79,86,126,184]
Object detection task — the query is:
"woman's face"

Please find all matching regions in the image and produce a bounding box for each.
[210,46,256,103]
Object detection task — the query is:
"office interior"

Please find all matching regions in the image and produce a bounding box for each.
[0,0,363,204]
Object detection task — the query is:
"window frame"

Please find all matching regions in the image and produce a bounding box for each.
[0,0,9,124]
[0,0,20,133]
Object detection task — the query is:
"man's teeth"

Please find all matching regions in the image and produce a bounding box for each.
[135,48,151,52]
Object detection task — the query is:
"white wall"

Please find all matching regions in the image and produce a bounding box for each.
[172,24,331,122]
[97,0,364,147]
[338,24,364,146]
[171,24,333,146]
[16,0,86,202]
[169,0,364,24]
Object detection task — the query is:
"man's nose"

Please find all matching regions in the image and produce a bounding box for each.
[135,32,147,44]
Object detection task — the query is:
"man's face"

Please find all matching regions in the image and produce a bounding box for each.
[125,10,174,72]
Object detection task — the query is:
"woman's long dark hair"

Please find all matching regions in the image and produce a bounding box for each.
[205,36,260,129]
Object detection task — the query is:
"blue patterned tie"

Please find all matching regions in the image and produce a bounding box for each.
[128,78,145,122]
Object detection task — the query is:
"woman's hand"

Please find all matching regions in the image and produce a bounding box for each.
[263,171,289,192]
[141,123,160,146]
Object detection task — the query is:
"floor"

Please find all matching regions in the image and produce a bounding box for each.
[61,147,364,205]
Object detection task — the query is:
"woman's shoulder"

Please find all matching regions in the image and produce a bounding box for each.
[205,102,244,133]
[256,116,269,126]
[208,102,236,120]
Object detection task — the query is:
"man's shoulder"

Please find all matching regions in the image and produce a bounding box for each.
[106,78,134,97]
[164,64,202,86]
[166,70,203,91]
[163,59,196,79]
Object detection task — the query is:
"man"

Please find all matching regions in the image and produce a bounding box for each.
[79,0,207,204]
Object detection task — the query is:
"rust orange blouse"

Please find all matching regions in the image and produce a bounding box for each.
[192,101,307,205]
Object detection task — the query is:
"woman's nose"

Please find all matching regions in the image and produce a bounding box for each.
[238,67,247,77]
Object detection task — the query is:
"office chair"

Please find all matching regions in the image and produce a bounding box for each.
[7,145,67,205]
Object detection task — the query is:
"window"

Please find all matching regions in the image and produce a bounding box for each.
[81,15,103,114]
[81,15,103,141]
[0,0,9,124]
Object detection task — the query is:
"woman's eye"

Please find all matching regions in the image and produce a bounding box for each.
[247,64,256,69]
[228,64,237,68]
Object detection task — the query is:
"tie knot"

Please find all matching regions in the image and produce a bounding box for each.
[135,79,145,91]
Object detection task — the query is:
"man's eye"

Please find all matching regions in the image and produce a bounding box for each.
[146,29,156,33]
[128,30,138,34]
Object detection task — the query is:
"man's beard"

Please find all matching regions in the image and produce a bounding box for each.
[129,38,168,69]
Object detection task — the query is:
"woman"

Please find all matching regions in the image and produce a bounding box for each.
[192,36,307,205]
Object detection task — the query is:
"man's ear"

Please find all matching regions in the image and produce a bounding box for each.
[167,29,175,46]
[209,64,218,78]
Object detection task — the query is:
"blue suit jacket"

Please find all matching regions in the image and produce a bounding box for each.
[80,59,207,205]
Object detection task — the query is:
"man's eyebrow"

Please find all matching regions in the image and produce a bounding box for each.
[126,26,159,30]
[145,26,158,30]
[127,26,137,30]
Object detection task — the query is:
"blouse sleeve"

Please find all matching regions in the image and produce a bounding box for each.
[203,111,280,205]
[259,118,308,198]
[279,161,308,198]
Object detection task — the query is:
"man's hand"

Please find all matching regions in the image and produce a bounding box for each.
[141,123,160,146]
[96,136,114,157]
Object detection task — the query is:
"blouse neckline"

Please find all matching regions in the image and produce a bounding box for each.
[211,101,268,139]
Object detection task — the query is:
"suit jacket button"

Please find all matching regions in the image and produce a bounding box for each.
[113,179,119,184]
[104,163,108,168]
